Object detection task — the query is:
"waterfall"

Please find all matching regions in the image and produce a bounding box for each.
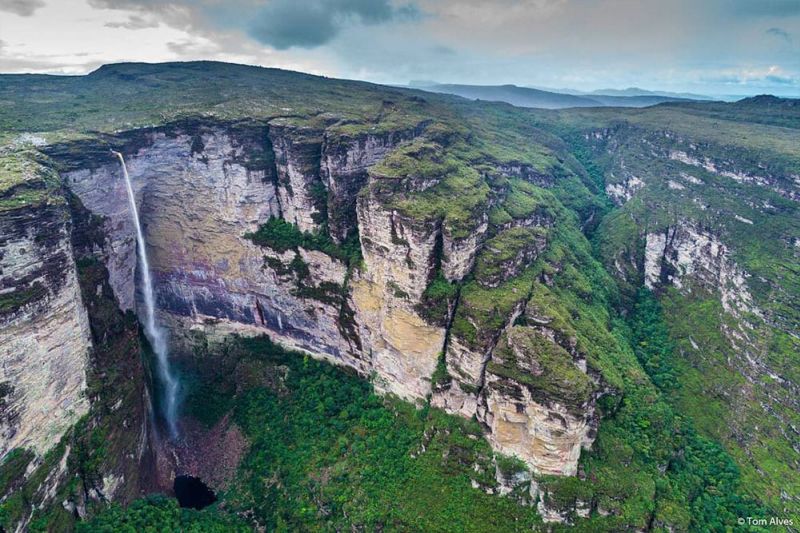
[113,151,180,440]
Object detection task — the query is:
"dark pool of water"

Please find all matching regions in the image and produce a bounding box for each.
[173,475,217,510]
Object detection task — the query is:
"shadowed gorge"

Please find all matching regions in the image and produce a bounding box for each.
[0,61,796,532]
[173,475,216,510]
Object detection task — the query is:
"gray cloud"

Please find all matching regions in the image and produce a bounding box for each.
[249,1,338,49]
[86,0,419,49]
[104,14,158,30]
[165,38,222,57]
[248,0,419,50]
[87,0,204,31]
[87,0,187,8]
[0,0,46,16]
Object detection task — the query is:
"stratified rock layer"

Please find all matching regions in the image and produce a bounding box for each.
[0,167,91,457]
[42,119,596,478]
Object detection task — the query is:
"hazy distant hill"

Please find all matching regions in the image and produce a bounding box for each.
[587,93,700,107]
[588,87,712,100]
[409,82,601,109]
[409,82,702,109]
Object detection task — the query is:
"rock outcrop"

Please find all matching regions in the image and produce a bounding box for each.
[0,157,91,457]
[668,148,799,203]
[3,118,600,492]
[480,327,595,476]
[644,223,760,320]
[352,185,445,400]
[269,121,325,233]
[0,155,150,529]
[321,124,427,242]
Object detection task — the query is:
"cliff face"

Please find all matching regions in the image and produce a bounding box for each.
[0,152,149,530]
[64,125,358,368]
[47,117,601,479]
[353,188,445,400]
[322,124,429,243]
[0,156,91,458]
[642,221,800,467]
[644,223,759,320]
[481,327,595,476]
[62,122,445,398]
[269,121,325,234]
[589,118,800,517]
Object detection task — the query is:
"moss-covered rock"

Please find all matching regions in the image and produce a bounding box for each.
[488,326,593,414]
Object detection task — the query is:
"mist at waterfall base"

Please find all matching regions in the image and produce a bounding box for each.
[114,151,180,440]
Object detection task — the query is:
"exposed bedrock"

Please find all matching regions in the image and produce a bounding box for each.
[269,119,429,241]
[432,294,528,421]
[0,193,91,457]
[643,221,800,446]
[644,222,759,320]
[321,123,428,243]
[441,214,489,282]
[667,147,799,202]
[432,226,551,417]
[432,216,598,475]
[480,327,596,476]
[65,126,359,370]
[268,120,325,233]
[587,125,800,204]
[0,164,150,528]
[54,120,595,476]
[67,193,153,505]
[352,185,445,400]
[433,318,598,476]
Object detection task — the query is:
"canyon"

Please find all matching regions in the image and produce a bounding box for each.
[0,62,797,531]
[55,119,597,477]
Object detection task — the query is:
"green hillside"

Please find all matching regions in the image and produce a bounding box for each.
[0,62,796,532]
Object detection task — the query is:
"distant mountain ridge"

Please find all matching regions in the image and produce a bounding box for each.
[588,87,712,100]
[409,81,710,109]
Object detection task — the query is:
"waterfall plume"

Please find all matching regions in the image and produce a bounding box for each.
[113,151,180,440]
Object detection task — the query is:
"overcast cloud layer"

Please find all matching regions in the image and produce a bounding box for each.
[0,0,798,96]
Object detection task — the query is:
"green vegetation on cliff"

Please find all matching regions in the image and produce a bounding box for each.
[0,150,65,315]
[561,105,800,520]
[538,289,767,531]
[245,216,361,264]
[0,150,62,212]
[1,62,796,531]
[489,327,594,413]
[0,191,151,533]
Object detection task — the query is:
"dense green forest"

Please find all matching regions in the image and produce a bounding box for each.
[79,317,763,532]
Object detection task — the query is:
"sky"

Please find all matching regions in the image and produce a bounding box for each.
[0,0,799,97]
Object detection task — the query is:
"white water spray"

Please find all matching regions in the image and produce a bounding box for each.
[113,151,180,439]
